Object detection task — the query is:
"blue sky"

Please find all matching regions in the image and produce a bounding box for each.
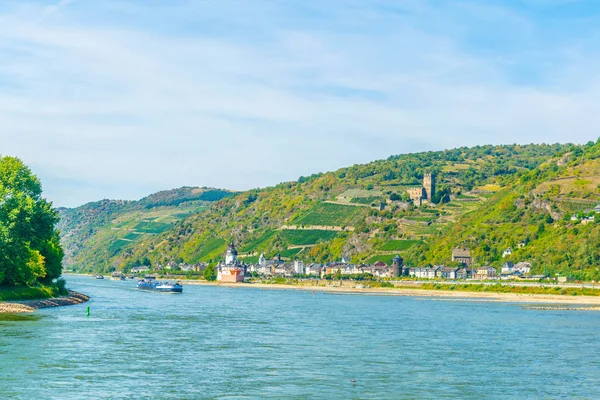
[1,0,599,207]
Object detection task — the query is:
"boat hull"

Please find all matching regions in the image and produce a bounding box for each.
[137,281,183,293]
[156,285,183,293]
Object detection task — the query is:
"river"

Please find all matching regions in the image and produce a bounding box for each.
[1,275,599,399]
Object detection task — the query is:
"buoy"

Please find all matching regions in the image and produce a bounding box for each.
[86,306,90,317]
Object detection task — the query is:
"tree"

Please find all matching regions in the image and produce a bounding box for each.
[203,264,217,281]
[0,156,63,286]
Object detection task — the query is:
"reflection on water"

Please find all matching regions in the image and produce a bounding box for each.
[0,313,44,322]
[0,275,599,399]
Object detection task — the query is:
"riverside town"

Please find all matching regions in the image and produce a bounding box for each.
[126,242,550,284]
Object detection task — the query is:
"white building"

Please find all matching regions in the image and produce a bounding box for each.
[501,262,515,274]
[515,262,531,275]
[217,242,246,282]
[294,260,304,275]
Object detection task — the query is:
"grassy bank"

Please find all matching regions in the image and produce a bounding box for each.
[242,278,600,297]
[0,284,62,302]
[413,283,600,297]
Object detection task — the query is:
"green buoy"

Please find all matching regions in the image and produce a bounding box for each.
[86,306,90,317]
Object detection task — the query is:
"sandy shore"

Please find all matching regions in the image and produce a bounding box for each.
[183,281,600,308]
[0,290,90,314]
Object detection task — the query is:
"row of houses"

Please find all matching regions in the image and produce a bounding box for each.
[246,254,534,281]
[129,244,536,282]
[248,255,404,279]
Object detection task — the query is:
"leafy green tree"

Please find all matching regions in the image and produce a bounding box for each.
[0,156,63,286]
[203,264,217,281]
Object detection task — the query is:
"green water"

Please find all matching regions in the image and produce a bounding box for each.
[1,276,599,399]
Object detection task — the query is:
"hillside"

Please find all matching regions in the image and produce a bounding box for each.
[60,142,586,274]
[58,187,236,270]
[406,140,600,280]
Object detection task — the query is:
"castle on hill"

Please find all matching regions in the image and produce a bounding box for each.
[407,173,435,206]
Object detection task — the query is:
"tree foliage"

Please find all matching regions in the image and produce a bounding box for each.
[0,156,63,286]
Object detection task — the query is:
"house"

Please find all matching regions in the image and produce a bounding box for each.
[473,266,497,280]
[502,248,513,258]
[518,241,526,248]
[410,266,439,279]
[131,266,149,274]
[325,263,346,276]
[594,204,600,213]
[437,267,459,279]
[456,268,468,279]
[500,270,523,280]
[571,214,579,221]
[409,267,426,279]
[306,263,323,277]
[256,264,272,276]
[452,247,472,266]
[366,261,390,278]
[515,262,531,275]
[501,262,515,274]
[582,215,595,225]
[274,263,293,276]
[342,264,365,275]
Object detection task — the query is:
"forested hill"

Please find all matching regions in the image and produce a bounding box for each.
[60,141,598,275]
[406,140,600,280]
[57,187,237,270]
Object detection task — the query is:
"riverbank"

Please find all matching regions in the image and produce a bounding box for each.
[184,281,600,307]
[63,273,600,307]
[0,291,90,314]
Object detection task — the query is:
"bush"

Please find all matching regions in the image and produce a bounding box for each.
[55,278,68,295]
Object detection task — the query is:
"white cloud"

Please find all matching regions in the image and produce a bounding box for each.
[0,0,599,206]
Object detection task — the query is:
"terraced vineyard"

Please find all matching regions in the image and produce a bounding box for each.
[294,203,367,227]
[278,230,338,246]
[240,231,277,253]
[193,237,227,262]
[350,196,382,205]
[378,240,421,251]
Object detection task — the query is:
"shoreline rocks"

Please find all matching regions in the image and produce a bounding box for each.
[0,290,90,314]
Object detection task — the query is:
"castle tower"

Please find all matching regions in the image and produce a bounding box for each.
[391,255,404,277]
[225,242,238,265]
[423,173,435,201]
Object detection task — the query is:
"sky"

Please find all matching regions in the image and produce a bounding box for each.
[1,0,600,207]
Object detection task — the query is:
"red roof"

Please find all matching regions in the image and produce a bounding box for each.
[373,261,388,267]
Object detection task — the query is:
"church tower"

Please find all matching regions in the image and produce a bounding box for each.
[423,173,435,201]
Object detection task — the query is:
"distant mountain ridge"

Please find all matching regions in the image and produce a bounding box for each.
[58,187,237,269]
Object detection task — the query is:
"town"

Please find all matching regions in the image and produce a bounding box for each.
[129,242,548,283]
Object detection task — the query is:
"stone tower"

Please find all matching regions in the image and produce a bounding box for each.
[423,173,435,201]
[391,255,404,277]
